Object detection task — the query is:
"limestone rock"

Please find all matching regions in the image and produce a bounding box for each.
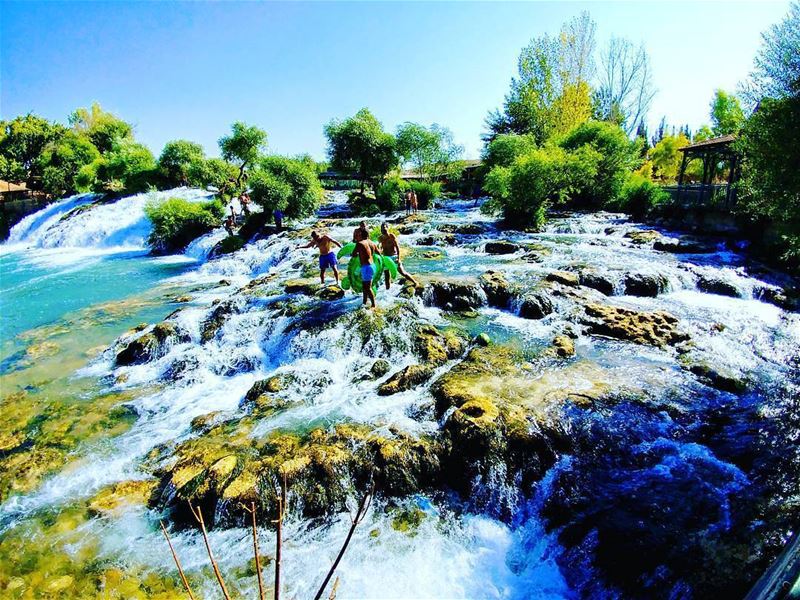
[624,230,662,244]
[116,322,185,366]
[284,278,322,296]
[318,285,345,301]
[378,364,434,396]
[484,241,519,255]
[548,335,575,358]
[624,272,669,297]
[414,324,466,365]
[696,274,742,298]
[582,303,689,348]
[479,270,514,308]
[423,277,486,311]
[546,271,580,287]
[519,292,554,320]
[579,271,616,296]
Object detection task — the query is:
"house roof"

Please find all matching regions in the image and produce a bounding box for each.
[678,134,736,152]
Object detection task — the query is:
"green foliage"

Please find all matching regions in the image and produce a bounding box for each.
[710,90,745,136]
[216,234,246,255]
[559,121,641,206]
[187,157,239,197]
[39,131,100,197]
[693,125,714,142]
[0,114,65,185]
[79,140,157,194]
[144,197,225,253]
[608,173,669,218]
[408,180,442,210]
[324,108,398,192]
[158,140,205,188]
[483,145,598,229]
[69,103,133,154]
[649,133,691,182]
[249,155,323,219]
[375,176,409,212]
[735,94,800,265]
[395,122,463,180]
[219,122,268,183]
[481,133,538,170]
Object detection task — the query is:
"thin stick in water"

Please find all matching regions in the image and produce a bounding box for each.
[160,520,197,600]
[189,500,232,600]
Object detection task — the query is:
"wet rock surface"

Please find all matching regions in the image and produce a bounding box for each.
[582,303,689,348]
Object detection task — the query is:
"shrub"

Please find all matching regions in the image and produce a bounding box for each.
[559,121,641,207]
[375,176,409,212]
[187,157,240,198]
[215,234,246,255]
[82,140,158,194]
[484,146,598,230]
[609,174,669,219]
[249,155,323,219]
[481,133,538,170]
[408,180,442,210]
[38,131,100,197]
[145,197,225,253]
[158,140,205,188]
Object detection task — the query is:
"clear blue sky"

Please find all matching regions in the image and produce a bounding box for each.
[1,1,791,160]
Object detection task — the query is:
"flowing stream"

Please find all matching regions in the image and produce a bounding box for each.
[0,189,798,599]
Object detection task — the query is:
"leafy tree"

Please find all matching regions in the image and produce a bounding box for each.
[595,37,656,135]
[693,125,715,142]
[158,140,206,187]
[145,196,225,253]
[324,108,397,194]
[187,157,239,196]
[249,155,323,219]
[0,114,65,185]
[741,0,800,105]
[710,90,745,135]
[649,133,690,182]
[481,133,538,170]
[607,173,669,218]
[375,176,409,212]
[79,139,157,194]
[560,120,641,206]
[396,122,464,180]
[39,131,100,196]
[69,102,133,154]
[219,122,268,186]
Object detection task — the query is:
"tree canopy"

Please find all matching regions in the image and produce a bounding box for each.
[158,140,206,188]
[395,122,464,181]
[710,90,745,136]
[219,122,268,185]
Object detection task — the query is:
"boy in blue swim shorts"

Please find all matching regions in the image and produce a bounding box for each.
[299,230,343,285]
[353,228,378,309]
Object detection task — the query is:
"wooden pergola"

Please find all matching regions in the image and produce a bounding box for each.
[676,134,740,208]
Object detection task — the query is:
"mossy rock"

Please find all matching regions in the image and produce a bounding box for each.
[115,322,184,366]
[390,505,427,535]
[87,479,158,516]
[582,303,690,348]
[285,278,322,296]
[414,324,466,365]
[546,271,579,287]
[378,364,434,396]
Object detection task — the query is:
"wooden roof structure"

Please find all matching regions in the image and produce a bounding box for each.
[676,134,740,208]
[678,134,736,152]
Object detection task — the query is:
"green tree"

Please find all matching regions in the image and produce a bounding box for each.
[693,125,715,142]
[324,108,397,194]
[710,90,745,135]
[396,122,464,180]
[158,140,206,187]
[249,155,323,219]
[39,131,100,197]
[481,133,539,170]
[69,102,133,153]
[145,197,225,253]
[79,139,157,194]
[219,122,268,186]
[187,157,239,197]
[649,133,691,182]
[0,114,65,185]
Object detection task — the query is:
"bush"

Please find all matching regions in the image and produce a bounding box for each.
[481,133,538,170]
[81,140,158,194]
[408,180,442,209]
[187,157,240,198]
[158,140,205,188]
[38,131,100,197]
[559,121,641,207]
[608,174,669,219]
[483,146,598,230]
[375,176,409,212]
[249,155,323,219]
[214,234,246,255]
[145,197,225,253]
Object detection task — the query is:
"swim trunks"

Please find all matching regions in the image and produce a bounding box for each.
[360,263,375,283]
[319,251,337,269]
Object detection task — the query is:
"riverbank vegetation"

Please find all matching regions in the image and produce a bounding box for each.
[144,197,225,254]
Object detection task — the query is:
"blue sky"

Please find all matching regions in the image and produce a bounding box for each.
[1,1,791,160]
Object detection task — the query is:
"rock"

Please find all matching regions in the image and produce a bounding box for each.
[417,233,456,246]
[582,303,689,348]
[421,250,442,259]
[201,299,240,342]
[548,335,575,358]
[399,281,425,298]
[579,271,616,296]
[473,333,492,347]
[87,480,158,516]
[624,272,669,297]
[687,362,747,393]
[175,295,192,303]
[378,364,434,396]
[210,234,246,257]
[438,223,486,235]
[423,278,486,311]
[484,241,519,255]
[478,270,513,308]
[116,322,184,366]
[519,292,554,320]
[653,239,714,254]
[318,285,345,301]
[284,278,322,296]
[546,271,579,286]
[190,411,224,433]
[414,324,466,365]
[755,285,799,311]
[624,230,662,244]
[696,274,742,298]
[246,374,293,400]
[370,359,392,378]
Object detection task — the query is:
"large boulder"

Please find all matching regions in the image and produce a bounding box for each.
[624,272,669,297]
[484,241,519,255]
[414,324,466,365]
[438,223,487,235]
[423,278,486,311]
[417,233,456,246]
[479,270,514,308]
[546,271,579,287]
[378,364,434,396]
[200,299,240,342]
[696,274,742,298]
[579,270,616,296]
[519,291,554,320]
[624,230,662,245]
[582,303,689,348]
[284,278,323,296]
[116,322,185,366]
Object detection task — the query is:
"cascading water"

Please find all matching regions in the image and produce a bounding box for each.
[1,189,798,598]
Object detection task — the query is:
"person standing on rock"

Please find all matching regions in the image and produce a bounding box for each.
[379,222,418,289]
[353,228,378,309]
[299,230,343,285]
[273,208,283,231]
[352,220,370,243]
[410,189,419,214]
[405,190,413,215]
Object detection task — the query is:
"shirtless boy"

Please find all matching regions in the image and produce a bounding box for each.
[353,228,378,309]
[299,230,343,284]
[378,222,418,289]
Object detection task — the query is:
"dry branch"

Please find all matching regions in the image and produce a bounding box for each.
[160,520,197,600]
[189,500,232,600]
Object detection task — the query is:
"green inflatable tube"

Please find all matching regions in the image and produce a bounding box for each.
[337,243,398,292]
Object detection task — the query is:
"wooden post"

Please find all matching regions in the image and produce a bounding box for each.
[698,152,710,206]
[676,151,688,204]
[726,154,738,208]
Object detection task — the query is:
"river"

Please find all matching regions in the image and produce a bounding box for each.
[0,189,798,599]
